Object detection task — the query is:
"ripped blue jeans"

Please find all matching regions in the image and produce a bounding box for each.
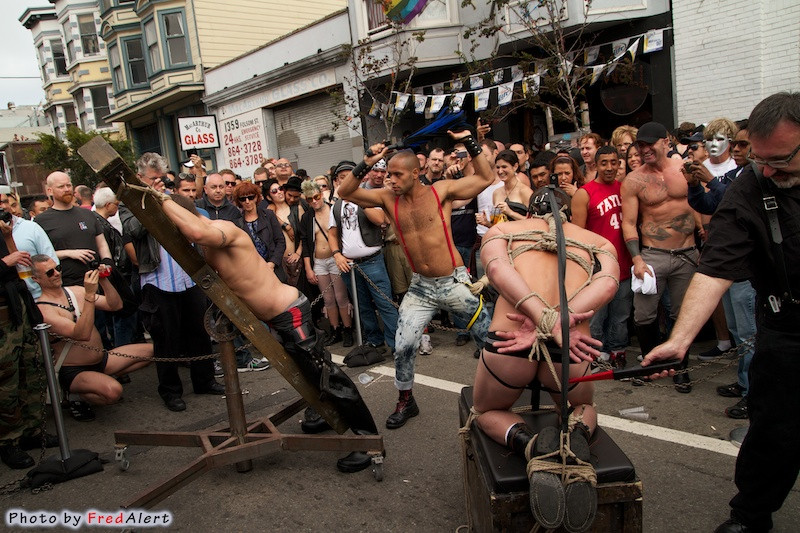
[394,266,491,390]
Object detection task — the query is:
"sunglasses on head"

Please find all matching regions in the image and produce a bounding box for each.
[238,195,257,202]
[45,264,62,278]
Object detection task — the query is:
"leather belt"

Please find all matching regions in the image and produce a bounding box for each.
[352,250,381,264]
[641,245,696,254]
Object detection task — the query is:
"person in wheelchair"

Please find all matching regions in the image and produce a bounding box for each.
[469,188,619,532]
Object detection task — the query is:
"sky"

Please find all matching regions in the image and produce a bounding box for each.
[1,1,51,107]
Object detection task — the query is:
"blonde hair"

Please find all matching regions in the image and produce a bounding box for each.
[611,125,638,148]
[704,118,738,140]
[301,180,320,197]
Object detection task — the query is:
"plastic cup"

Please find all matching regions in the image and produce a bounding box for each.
[16,264,32,280]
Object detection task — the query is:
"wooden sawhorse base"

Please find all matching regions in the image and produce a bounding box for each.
[112,339,384,509]
[113,396,384,509]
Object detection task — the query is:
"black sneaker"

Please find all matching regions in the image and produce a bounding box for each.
[698,346,727,361]
[725,397,749,419]
[0,445,34,469]
[716,382,744,398]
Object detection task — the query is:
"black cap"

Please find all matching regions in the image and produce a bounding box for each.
[636,122,669,144]
[334,160,356,176]
[282,176,303,192]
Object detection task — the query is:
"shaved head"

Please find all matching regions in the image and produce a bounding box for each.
[389,149,419,170]
[46,171,70,188]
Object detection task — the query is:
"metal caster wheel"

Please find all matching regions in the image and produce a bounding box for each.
[115,445,130,471]
[371,455,384,482]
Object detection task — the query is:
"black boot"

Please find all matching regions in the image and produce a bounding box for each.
[336,429,383,474]
[386,390,419,429]
[507,422,535,458]
[324,327,342,346]
[341,326,354,348]
[301,406,332,433]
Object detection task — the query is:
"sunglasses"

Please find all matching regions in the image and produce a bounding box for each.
[225,181,236,186]
[318,183,329,190]
[45,264,62,278]
[238,195,257,202]
[276,163,291,168]
[269,188,280,194]
[688,144,701,151]
[306,194,323,202]
[730,140,751,149]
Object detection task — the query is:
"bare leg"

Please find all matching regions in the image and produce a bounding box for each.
[104,343,154,376]
[70,372,123,405]
[537,361,597,434]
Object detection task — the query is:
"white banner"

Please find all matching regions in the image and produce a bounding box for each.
[469,74,484,89]
[395,92,410,111]
[497,82,514,106]
[474,88,490,111]
[644,30,664,53]
[413,94,428,114]
[429,94,447,114]
[451,92,467,112]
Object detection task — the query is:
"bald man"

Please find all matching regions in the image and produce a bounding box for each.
[338,130,494,429]
[35,172,112,286]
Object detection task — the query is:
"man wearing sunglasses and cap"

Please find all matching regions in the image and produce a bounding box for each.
[620,121,698,393]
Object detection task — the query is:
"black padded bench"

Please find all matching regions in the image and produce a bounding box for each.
[459,386,643,532]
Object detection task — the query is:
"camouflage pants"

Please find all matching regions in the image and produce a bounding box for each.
[0,308,46,445]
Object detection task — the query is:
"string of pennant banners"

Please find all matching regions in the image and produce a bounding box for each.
[371,27,668,117]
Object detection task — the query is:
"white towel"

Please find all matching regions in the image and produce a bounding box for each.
[630,265,657,294]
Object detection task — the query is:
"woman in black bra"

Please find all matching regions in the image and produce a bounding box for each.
[491,150,534,221]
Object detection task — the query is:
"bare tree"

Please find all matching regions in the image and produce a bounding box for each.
[330,18,425,143]
[462,0,609,132]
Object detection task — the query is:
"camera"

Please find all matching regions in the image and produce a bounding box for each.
[456,151,468,159]
[89,258,100,270]
[549,173,559,186]
[163,178,176,189]
[0,208,11,224]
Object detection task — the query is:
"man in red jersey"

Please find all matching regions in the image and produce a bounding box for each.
[571,146,633,368]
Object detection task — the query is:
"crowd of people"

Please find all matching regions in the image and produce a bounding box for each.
[1,91,798,533]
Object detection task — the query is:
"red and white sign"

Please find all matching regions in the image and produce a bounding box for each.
[219,109,268,179]
[178,115,220,150]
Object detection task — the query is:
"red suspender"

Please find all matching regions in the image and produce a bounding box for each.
[394,195,417,272]
[393,186,457,273]
[431,187,457,269]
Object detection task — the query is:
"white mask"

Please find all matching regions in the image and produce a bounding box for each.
[705,134,730,157]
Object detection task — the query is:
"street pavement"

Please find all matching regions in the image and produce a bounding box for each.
[1,328,798,532]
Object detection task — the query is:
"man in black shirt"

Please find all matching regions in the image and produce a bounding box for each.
[644,92,800,533]
[35,172,113,285]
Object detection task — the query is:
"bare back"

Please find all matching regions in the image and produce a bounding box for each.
[622,158,695,249]
[392,184,462,277]
[489,218,612,335]
[204,220,299,321]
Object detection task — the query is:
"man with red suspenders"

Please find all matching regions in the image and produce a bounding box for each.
[338,130,494,429]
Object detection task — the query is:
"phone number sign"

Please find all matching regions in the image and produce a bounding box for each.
[219,109,268,179]
[178,115,220,150]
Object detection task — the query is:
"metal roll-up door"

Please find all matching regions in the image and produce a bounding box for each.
[274,93,352,177]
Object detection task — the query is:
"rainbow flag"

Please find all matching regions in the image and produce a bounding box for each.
[384,0,430,24]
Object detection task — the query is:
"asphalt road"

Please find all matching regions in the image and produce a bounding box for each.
[1,329,798,532]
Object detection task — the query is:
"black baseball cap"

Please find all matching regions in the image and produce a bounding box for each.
[636,122,669,144]
[334,161,356,175]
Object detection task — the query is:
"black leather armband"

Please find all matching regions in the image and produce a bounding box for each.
[462,135,482,158]
[353,161,372,180]
[625,239,640,258]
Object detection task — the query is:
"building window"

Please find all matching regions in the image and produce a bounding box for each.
[63,20,75,63]
[91,87,111,128]
[78,15,100,56]
[51,40,68,76]
[125,38,147,85]
[365,0,389,32]
[162,12,188,66]
[144,18,161,72]
[109,45,122,90]
[134,122,161,155]
[63,104,78,131]
[38,44,49,82]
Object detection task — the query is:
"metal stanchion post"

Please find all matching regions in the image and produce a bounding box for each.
[349,263,363,346]
[34,323,70,461]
